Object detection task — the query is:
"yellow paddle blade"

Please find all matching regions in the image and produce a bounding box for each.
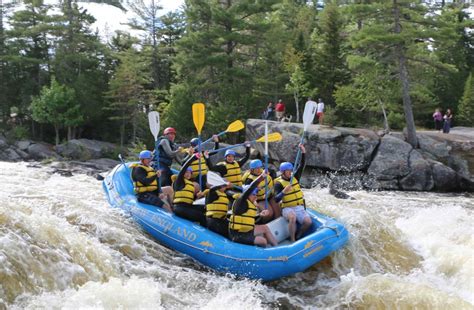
[256,132,282,143]
[192,103,205,134]
[226,120,244,133]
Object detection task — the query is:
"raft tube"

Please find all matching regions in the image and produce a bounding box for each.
[103,163,349,281]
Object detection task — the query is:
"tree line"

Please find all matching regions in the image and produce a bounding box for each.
[0,0,472,150]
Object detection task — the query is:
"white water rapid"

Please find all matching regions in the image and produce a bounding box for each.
[1,161,472,309]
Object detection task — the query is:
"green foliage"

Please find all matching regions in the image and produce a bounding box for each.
[457,73,474,126]
[30,79,80,145]
[387,112,405,130]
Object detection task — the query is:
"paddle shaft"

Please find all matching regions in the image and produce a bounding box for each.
[290,134,305,184]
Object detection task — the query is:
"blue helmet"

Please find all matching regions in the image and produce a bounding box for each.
[225,150,236,157]
[249,159,263,170]
[190,138,200,147]
[139,150,153,160]
[242,185,258,196]
[279,162,294,172]
[186,167,193,173]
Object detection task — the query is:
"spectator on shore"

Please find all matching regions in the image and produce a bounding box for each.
[433,108,443,132]
[262,101,275,120]
[443,108,453,134]
[275,99,286,122]
[317,98,325,125]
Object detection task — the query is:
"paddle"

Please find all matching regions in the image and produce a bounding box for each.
[290,100,317,183]
[200,120,245,146]
[209,132,282,154]
[192,103,205,189]
[148,111,161,185]
[207,171,243,191]
[264,121,269,210]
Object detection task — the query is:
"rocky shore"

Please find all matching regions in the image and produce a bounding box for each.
[1,121,473,192]
[246,120,473,192]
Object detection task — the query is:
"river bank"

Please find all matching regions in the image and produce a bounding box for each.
[1,123,473,192]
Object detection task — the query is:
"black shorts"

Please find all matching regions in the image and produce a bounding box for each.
[173,203,206,226]
[229,229,255,245]
[137,193,164,208]
[206,217,229,238]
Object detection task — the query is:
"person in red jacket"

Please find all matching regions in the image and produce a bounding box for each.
[275,99,286,122]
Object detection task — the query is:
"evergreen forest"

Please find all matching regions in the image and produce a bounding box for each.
[0,0,473,150]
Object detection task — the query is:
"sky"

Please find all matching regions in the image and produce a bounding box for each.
[85,0,185,39]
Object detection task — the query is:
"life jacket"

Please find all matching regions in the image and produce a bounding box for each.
[206,190,229,219]
[173,178,195,205]
[130,164,158,194]
[242,171,274,202]
[190,154,208,179]
[157,136,177,167]
[218,161,242,186]
[274,176,304,208]
[229,199,257,233]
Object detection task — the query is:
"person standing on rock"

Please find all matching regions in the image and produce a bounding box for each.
[433,108,443,132]
[317,98,325,125]
[443,108,453,134]
[275,99,286,122]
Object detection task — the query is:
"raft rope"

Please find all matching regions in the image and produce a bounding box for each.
[136,215,344,262]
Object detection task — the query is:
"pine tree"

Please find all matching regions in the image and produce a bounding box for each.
[457,72,473,126]
[348,0,457,147]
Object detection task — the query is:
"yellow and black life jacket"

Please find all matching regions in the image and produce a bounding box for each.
[219,161,242,186]
[242,171,274,201]
[274,176,304,208]
[206,190,229,219]
[173,178,195,205]
[130,164,158,194]
[229,200,257,233]
[190,155,208,179]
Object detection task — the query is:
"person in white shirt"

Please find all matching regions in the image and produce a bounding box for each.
[317,98,325,125]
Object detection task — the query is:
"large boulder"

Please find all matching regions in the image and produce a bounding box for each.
[246,119,379,172]
[430,160,458,191]
[400,150,434,191]
[56,139,117,160]
[27,142,59,160]
[367,135,412,185]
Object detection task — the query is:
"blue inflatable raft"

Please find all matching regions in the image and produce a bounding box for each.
[103,163,349,281]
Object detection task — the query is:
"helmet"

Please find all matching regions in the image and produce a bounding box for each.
[163,127,176,135]
[224,150,236,157]
[249,159,263,170]
[242,185,258,196]
[279,162,294,172]
[190,138,200,147]
[186,167,193,173]
[139,150,153,160]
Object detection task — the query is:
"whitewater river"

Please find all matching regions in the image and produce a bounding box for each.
[1,161,473,309]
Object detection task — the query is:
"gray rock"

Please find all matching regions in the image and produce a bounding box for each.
[246,119,379,172]
[368,135,412,183]
[430,161,458,191]
[15,140,33,152]
[400,150,434,191]
[27,143,59,160]
[0,147,22,161]
[56,139,117,160]
[418,134,449,158]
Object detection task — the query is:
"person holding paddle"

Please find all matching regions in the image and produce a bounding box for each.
[131,150,173,213]
[183,135,219,188]
[205,181,234,237]
[172,153,206,226]
[229,174,278,247]
[156,127,182,187]
[242,159,280,223]
[208,144,250,187]
[273,144,312,242]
